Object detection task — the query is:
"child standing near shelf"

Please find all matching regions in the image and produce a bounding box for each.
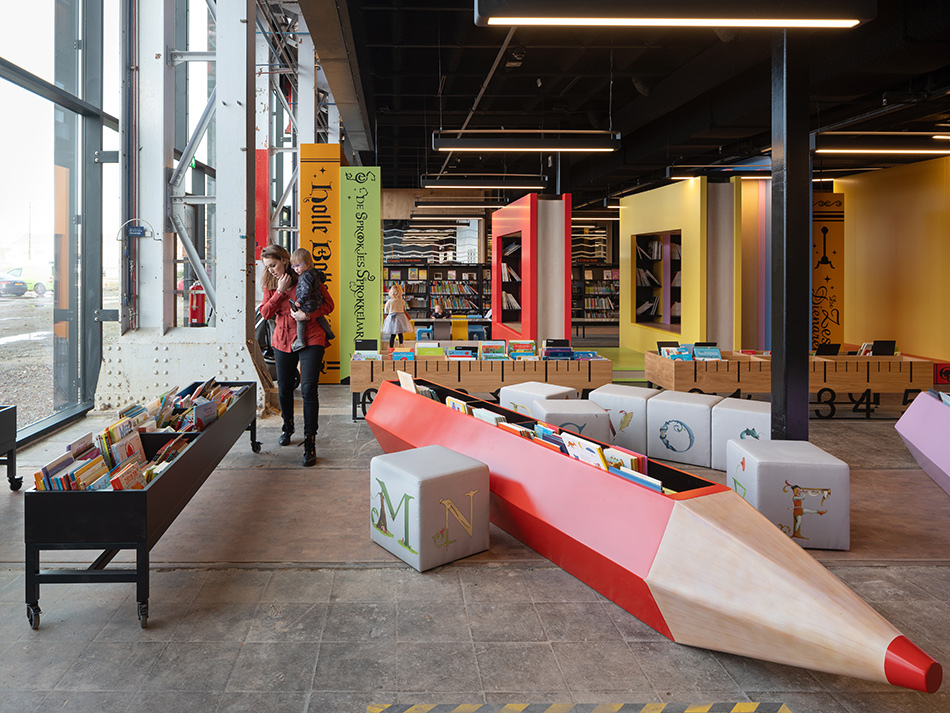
[289,248,335,352]
[431,300,451,319]
[382,284,412,349]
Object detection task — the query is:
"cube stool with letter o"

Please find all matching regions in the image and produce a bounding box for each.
[589,383,660,455]
[711,397,772,470]
[645,391,723,467]
[499,381,574,417]
[531,399,611,443]
[726,439,850,550]
[370,445,490,571]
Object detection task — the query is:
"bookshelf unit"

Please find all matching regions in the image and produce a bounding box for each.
[498,234,524,331]
[572,263,619,323]
[635,231,681,331]
[23,382,259,629]
[383,262,491,318]
[383,262,428,318]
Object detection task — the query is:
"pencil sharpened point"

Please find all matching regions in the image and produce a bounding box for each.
[885,635,943,693]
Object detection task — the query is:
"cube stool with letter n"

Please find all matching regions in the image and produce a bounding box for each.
[726,439,850,550]
[531,399,611,443]
[711,397,772,470]
[370,445,490,571]
[645,390,723,467]
[588,383,659,455]
[499,381,574,417]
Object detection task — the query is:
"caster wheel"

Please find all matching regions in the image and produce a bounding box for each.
[251,441,262,454]
[137,603,148,629]
[27,604,40,630]
[9,477,22,491]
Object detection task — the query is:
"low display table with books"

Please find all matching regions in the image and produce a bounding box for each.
[23,381,259,629]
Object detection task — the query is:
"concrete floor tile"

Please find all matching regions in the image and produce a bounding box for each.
[473,642,566,692]
[169,601,257,643]
[396,600,471,642]
[308,691,397,713]
[54,641,165,691]
[553,641,650,692]
[17,600,116,643]
[395,569,463,603]
[482,691,575,704]
[459,569,530,603]
[0,690,48,713]
[33,691,133,713]
[745,691,851,713]
[522,566,604,602]
[631,641,742,695]
[828,565,939,602]
[139,641,241,692]
[217,692,309,713]
[192,569,270,604]
[600,601,669,643]
[712,651,824,692]
[245,602,327,643]
[535,601,624,642]
[261,569,334,603]
[224,642,319,692]
[329,569,410,602]
[124,691,222,713]
[467,602,545,642]
[312,642,400,692]
[832,691,942,713]
[391,642,481,692]
[0,641,89,690]
[321,602,396,642]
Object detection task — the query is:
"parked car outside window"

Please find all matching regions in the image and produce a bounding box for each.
[0,272,28,296]
[4,263,54,296]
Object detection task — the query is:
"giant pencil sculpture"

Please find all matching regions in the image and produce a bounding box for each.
[366,380,942,693]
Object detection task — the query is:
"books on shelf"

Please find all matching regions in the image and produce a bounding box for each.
[502,241,521,256]
[500,263,521,282]
[692,345,723,361]
[671,271,681,286]
[501,292,522,309]
[352,350,381,361]
[478,340,508,360]
[445,396,471,414]
[472,407,506,426]
[561,432,609,470]
[636,297,659,316]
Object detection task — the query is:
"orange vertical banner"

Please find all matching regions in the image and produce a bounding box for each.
[300,144,342,383]
[812,194,845,349]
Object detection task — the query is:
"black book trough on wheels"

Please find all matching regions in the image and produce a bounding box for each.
[0,405,19,491]
[23,381,261,630]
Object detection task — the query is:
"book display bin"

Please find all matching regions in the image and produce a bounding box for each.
[23,382,260,630]
[0,405,19,491]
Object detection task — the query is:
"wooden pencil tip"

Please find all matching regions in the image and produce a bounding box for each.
[885,635,943,693]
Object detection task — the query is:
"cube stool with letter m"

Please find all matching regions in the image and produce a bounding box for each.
[370,445,490,571]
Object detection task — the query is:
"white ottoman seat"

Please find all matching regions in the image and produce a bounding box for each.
[711,397,772,470]
[645,391,723,467]
[370,445,490,571]
[499,381,574,416]
[530,399,611,443]
[726,439,850,551]
[588,384,659,455]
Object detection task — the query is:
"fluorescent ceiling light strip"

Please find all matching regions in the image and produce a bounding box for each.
[815,148,950,154]
[486,17,859,28]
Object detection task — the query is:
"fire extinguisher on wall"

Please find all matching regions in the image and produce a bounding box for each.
[189,282,206,327]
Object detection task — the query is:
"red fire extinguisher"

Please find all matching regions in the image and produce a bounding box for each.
[189,282,206,326]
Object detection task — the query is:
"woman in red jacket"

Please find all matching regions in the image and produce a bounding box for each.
[259,244,334,466]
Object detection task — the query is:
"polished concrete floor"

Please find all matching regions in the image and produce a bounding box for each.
[1,384,949,713]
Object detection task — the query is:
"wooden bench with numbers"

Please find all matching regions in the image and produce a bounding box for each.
[644,350,933,419]
[349,357,613,420]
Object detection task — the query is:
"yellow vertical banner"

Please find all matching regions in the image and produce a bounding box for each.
[300,144,341,383]
[812,193,845,349]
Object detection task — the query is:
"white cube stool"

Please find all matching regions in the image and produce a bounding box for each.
[530,399,611,443]
[645,391,723,467]
[589,384,659,455]
[726,439,850,550]
[370,445,490,571]
[711,397,772,470]
[499,381,574,417]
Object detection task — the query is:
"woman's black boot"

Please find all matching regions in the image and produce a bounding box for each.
[279,423,294,446]
[302,436,316,467]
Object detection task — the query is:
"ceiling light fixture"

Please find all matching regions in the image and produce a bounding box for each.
[414,199,509,209]
[474,0,875,28]
[420,173,548,190]
[815,148,950,155]
[410,214,485,221]
[432,129,620,153]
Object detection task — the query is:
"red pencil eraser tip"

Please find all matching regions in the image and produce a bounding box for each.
[885,635,943,693]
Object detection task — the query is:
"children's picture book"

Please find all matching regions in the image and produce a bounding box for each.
[397,370,417,393]
[478,340,508,360]
[447,270,457,280]
[110,430,146,467]
[584,269,593,280]
[692,345,723,361]
[471,407,506,426]
[419,268,427,280]
[661,346,693,361]
[497,422,535,439]
[391,350,415,361]
[561,433,609,470]
[608,465,664,492]
[408,267,418,280]
[603,446,647,474]
[351,350,381,361]
[445,396,471,414]
[390,269,401,280]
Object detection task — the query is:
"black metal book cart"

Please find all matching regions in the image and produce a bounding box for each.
[24,381,261,629]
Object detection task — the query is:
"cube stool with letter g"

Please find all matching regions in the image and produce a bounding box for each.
[370,445,490,571]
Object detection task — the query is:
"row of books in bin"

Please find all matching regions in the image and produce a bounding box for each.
[396,372,668,494]
[32,379,248,492]
[354,339,608,362]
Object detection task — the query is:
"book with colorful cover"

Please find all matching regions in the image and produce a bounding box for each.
[471,407,505,426]
[603,446,648,475]
[391,350,415,361]
[445,396,471,414]
[692,345,723,361]
[608,465,663,492]
[110,430,146,467]
[497,422,535,439]
[478,340,508,360]
[561,432,609,470]
[351,350,382,361]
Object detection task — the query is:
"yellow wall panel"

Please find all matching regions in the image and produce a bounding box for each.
[837,157,950,360]
[619,179,706,354]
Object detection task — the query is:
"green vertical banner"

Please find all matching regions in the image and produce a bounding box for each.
[340,167,382,380]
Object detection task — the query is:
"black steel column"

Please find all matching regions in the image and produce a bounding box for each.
[770,31,811,441]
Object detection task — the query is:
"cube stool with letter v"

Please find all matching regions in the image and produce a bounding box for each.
[588,383,659,455]
[726,439,850,550]
[370,445,490,571]
[499,381,574,417]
